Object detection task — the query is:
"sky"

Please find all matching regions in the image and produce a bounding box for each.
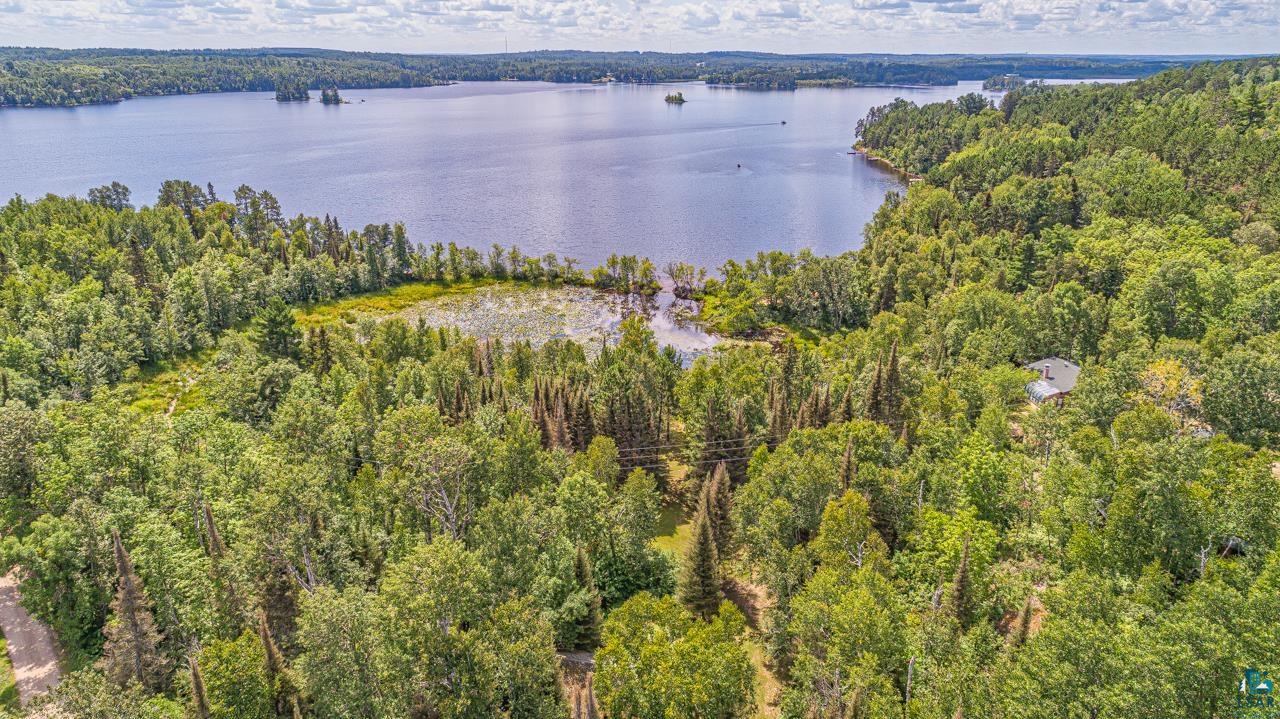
[1,0,1276,55]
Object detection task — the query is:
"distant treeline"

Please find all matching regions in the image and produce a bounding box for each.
[0,47,1208,107]
[0,49,447,107]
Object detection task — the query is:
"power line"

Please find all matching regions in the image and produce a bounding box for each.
[613,432,787,455]
[620,454,759,473]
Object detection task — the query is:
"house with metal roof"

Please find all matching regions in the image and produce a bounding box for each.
[1024,357,1081,405]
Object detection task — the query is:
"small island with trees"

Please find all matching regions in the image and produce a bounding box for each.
[273,76,310,102]
[664,91,686,104]
[983,73,1028,91]
[320,87,344,104]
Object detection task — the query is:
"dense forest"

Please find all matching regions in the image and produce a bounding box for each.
[0,49,448,107]
[0,47,1199,107]
[2,54,1280,718]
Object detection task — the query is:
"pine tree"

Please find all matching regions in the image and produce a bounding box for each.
[678,508,721,620]
[573,548,603,649]
[189,655,212,719]
[1236,83,1266,131]
[99,529,168,690]
[255,297,301,360]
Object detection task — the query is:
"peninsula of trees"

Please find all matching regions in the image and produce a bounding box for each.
[1,55,1279,718]
[0,47,1203,107]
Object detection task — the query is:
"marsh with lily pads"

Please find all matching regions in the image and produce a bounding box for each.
[309,282,722,365]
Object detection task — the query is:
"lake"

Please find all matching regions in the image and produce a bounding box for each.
[2,80,1000,268]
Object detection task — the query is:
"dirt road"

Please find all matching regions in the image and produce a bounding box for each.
[0,570,61,706]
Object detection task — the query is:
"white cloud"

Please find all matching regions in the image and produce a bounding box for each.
[2,0,1277,53]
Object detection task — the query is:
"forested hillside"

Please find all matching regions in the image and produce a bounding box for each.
[1,56,1279,718]
[0,48,1194,107]
[0,49,449,107]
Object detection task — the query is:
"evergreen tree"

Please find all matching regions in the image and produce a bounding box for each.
[1236,83,1266,131]
[865,356,884,423]
[573,547,604,649]
[189,654,212,719]
[258,609,303,718]
[701,461,733,555]
[1010,594,1034,648]
[258,558,300,656]
[881,340,903,432]
[99,529,168,690]
[203,501,245,636]
[679,508,721,620]
[947,535,974,628]
[839,436,856,491]
[306,326,334,375]
[255,297,301,360]
[391,222,411,275]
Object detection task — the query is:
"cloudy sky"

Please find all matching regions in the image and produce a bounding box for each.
[1,0,1275,55]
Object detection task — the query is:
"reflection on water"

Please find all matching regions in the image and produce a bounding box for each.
[391,284,719,366]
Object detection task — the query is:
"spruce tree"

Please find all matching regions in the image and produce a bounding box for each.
[573,548,604,649]
[99,529,168,690]
[947,535,973,628]
[705,462,733,554]
[865,356,884,423]
[839,437,856,491]
[839,384,856,423]
[203,501,245,636]
[189,655,212,719]
[679,508,721,620]
[1010,594,1034,648]
[881,340,903,433]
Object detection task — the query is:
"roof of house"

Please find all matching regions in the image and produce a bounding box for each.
[1023,357,1081,401]
[1026,379,1063,403]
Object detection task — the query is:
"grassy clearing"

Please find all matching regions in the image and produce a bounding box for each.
[0,637,17,712]
[120,349,214,415]
[651,503,692,556]
[652,458,694,555]
[746,638,782,718]
[293,279,500,328]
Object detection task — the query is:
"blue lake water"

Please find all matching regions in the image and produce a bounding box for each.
[1,80,999,268]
